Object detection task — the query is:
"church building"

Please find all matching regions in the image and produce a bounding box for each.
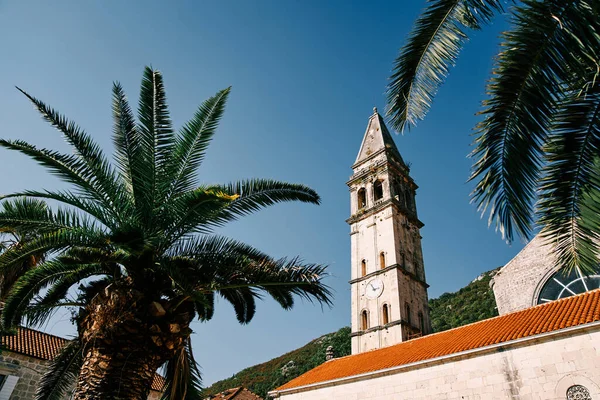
[268,109,600,400]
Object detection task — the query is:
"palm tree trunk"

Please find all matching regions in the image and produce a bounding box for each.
[72,282,193,399]
[74,346,162,399]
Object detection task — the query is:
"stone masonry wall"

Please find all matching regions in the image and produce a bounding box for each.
[0,350,162,399]
[492,235,557,315]
[0,351,50,400]
[275,327,600,400]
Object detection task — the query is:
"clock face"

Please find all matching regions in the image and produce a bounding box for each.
[365,279,384,299]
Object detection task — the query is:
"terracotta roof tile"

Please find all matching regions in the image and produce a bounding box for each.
[207,387,263,400]
[0,326,66,360]
[276,289,600,391]
[151,374,166,392]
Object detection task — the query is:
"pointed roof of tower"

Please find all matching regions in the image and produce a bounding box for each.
[354,107,404,167]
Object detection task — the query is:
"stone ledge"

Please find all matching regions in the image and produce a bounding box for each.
[349,264,429,288]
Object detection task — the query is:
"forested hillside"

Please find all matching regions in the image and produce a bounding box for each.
[202,268,500,398]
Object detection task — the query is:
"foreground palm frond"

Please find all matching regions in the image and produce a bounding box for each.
[388,0,600,273]
[386,0,503,132]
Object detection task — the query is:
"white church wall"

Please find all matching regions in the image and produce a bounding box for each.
[274,327,600,400]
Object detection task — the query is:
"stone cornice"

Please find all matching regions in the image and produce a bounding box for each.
[349,319,406,337]
[347,158,414,189]
[349,264,429,289]
[346,198,423,228]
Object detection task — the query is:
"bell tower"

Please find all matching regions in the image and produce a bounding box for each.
[348,108,431,354]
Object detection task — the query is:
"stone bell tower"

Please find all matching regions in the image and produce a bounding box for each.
[348,108,431,354]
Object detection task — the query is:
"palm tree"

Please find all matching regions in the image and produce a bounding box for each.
[0,67,332,400]
[386,0,600,273]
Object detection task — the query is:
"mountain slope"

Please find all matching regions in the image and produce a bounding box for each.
[202,268,500,398]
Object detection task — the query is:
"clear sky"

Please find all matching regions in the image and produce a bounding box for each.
[0,0,521,387]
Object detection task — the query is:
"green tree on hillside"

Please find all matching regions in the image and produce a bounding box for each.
[387,0,600,274]
[0,67,332,399]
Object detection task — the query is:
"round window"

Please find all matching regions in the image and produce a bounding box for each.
[537,266,600,305]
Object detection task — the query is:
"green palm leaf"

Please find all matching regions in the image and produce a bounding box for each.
[136,67,174,216]
[165,88,231,198]
[1,190,112,228]
[112,82,141,194]
[2,261,108,327]
[161,339,203,400]
[539,82,600,275]
[35,338,83,400]
[16,87,127,214]
[469,0,590,242]
[386,0,502,132]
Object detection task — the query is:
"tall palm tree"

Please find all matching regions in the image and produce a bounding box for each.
[0,67,332,400]
[386,0,600,273]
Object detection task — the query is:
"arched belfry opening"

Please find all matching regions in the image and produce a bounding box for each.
[361,310,369,330]
[373,180,384,201]
[382,304,390,325]
[357,188,367,209]
[361,259,367,277]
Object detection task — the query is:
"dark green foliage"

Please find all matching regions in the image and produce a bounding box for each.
[201,327,351,399]
[429,268,500,332]
[203,270,500,398]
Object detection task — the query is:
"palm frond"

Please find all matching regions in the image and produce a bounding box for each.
[0,191,112,228]
[112,82,140,193]
[219,287,257,324]
[386,0,503,132]
[35,338,83,400]
[203,179,321,230]
[0,227,108,276]
[165,88,230,199]
[17,87,127,216]
[0,140,114,212]
[136,67,174,215]
[538,82,600,275]
[161,338,203,400]
[0,200,93,236]
[26,272,112,327]
[2,260,108,327]
[162,187,241,243]
[469,0,592,242]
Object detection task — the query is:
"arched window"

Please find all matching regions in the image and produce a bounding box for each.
[567,385,591,400]
[379,252,386,269]
[361,310,369,330]
[405,303,411,325]
[538,265,600,305]
[357,188,367,209]
[418,312,424,333]
[373,180,384,201]
[361,259,367,277]
[382,304,390,325]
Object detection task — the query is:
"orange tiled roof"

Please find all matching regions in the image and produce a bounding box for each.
[1,326,66,360]
[0,327,166,392]
[207,387,263,400]
[151,374,166,392]
[276,289,600,391]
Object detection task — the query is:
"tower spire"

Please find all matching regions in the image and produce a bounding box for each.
[354,107,405,168]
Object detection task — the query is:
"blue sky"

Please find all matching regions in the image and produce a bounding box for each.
[0,0,520,386]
